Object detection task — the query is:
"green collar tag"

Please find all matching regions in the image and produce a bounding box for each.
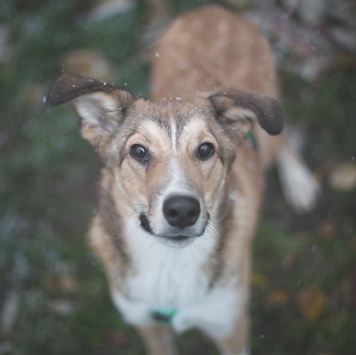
[246,131,257,148]
[152,308,177,324]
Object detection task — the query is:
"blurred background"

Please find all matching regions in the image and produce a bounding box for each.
[0,0,355,354]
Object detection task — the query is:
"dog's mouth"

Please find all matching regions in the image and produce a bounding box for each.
[139,213,204,248]
[139,213,154,235]
[156,235,196,248]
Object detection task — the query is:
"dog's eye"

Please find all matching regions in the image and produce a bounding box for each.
[197,143,215,160]
[130,144,149,162]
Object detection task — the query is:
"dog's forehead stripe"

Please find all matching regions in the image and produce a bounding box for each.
[170,119,177,152]
[134,101,214,153]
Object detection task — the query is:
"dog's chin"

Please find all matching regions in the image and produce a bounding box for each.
[139,213,205,249]
[156,235,196,249]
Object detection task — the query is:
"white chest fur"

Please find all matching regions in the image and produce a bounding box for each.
[110,217,241,338]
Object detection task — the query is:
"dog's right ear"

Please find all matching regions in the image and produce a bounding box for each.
[47,73,137,146]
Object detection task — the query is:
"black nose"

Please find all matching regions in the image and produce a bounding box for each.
[163,196,200,229]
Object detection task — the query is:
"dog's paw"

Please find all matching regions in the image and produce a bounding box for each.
[171,311,192,334]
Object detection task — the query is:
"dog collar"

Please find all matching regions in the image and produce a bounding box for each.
[246,131,257,149]
[152,307,177,324]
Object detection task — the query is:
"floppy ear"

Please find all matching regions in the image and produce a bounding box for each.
[47,73,137,146]
[208,90,283,135]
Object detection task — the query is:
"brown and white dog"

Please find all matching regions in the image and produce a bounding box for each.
[48,5,319,355]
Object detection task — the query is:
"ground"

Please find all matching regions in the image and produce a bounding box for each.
[0,1,355,354]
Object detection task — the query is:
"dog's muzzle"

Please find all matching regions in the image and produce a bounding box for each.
[139,195,205,248]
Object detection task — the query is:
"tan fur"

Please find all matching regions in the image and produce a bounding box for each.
[137,324,177,355]
[151,5,285,170]
[47,4,317,355]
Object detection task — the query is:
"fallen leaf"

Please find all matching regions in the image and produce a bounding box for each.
[105,330,130,348]
[26,84,46,104]
[266,289,289,306]
[317,218,338,239]
[296,287,326,321]
[329,162,356,191]
[333,53,356,71]
[58,275,79,294]
[282,251,297,269]
[252,273,270,289]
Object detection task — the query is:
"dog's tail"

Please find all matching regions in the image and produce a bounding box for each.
[276,145,320,212]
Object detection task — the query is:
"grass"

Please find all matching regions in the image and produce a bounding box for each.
[1,1,355,354]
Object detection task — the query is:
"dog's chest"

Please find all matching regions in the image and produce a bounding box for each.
[112,218,241,336]
[124,220,215,308]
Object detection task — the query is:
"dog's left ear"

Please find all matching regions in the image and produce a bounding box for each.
[208,90,283,135]
[47,72,137,146]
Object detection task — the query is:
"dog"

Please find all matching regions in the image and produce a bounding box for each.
[47,5,319,354]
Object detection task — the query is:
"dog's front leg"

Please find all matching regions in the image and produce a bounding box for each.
[211,312,250,355]
[110,290,177,354]
[136,324,178,355]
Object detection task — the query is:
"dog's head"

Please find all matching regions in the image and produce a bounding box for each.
[48,73,282,248]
